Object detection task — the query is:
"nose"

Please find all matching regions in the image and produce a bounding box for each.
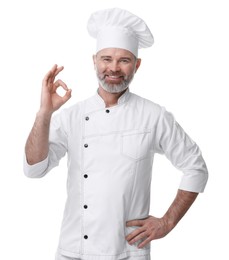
[108,60,121,72]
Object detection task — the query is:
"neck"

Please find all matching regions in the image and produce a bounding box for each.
[98,86,127,107]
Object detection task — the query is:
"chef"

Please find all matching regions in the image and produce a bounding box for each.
[24,7,208,260]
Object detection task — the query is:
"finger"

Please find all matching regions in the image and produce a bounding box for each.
[126,219,143,227]
[137,236,152,249]
[127,231,147,245]
[61,89,72,104]
[49,64,63,84]
[53,79,68,91]
[49,64,58,74]
[54,65,64,77]
[125,227,145,242]
[43,64,58,85]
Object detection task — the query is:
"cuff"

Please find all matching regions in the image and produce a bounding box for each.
[179,170,209,193]
[23,154,49,178]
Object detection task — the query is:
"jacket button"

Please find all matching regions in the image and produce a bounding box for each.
[106,109,110,113]
[84,144,88,148]
[84,174,88,178]
[85,116,89,121]
[84,235,88,239]
[84,205,88,209]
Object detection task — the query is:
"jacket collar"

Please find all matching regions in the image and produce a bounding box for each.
[95,88,131,108]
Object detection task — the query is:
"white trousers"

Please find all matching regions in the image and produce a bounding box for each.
[55,253,151,260]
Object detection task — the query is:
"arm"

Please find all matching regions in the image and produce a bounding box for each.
[25,64,71,165]
[126,189,198,248]
[25,111,52,165]
[163,189,198,230]
[126,108,207,248]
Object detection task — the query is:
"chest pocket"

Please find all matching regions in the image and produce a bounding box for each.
[121,130,152,161]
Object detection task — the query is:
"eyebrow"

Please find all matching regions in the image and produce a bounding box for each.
[100,56,132,61]
[100,56,112,59]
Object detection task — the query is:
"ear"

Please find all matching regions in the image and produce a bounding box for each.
[135,58,141,73]
[93,55,97,69]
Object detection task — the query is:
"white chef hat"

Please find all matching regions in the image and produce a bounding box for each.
[87,8,154,57]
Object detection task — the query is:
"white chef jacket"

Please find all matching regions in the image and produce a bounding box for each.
[24,89,208,260]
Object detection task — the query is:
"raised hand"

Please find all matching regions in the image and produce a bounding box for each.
[40,64,72,115]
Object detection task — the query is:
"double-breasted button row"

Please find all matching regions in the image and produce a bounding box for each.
[84,114,92,242]
[84,116,89,148]
[85,110,110,121]
[85,116,89,149]
[83,131,89,240]
[83,176,88,239]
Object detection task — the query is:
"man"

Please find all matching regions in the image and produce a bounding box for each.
[24,8,208,260]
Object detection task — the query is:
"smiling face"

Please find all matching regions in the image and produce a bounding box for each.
[93,48,141,93]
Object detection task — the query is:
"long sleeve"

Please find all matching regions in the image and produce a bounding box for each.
[155,107,208,192]
[24,110,68,178]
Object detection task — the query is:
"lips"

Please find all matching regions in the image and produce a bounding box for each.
[106,75,122,79]
[105,74,124,82]
[105,75,123,78]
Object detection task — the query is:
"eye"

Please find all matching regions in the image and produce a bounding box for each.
[120,59,130,64]
[102,58,112,62]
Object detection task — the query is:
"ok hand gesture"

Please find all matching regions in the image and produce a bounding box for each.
[40,64,72,115]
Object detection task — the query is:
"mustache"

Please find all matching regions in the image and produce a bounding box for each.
[95,67,128,80]
[105,73,124,77]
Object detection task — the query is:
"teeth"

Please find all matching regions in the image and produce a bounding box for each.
[108,76,121,78]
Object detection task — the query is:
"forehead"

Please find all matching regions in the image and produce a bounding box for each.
[96,48,135,59]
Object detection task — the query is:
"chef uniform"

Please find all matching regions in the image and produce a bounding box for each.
[24,8,208,260]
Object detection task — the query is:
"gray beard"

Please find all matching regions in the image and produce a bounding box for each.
[96,70,135,94]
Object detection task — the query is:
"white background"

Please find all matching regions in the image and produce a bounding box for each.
[0,0,228,259]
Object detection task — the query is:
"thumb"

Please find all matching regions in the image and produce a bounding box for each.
[62,89,72,103]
